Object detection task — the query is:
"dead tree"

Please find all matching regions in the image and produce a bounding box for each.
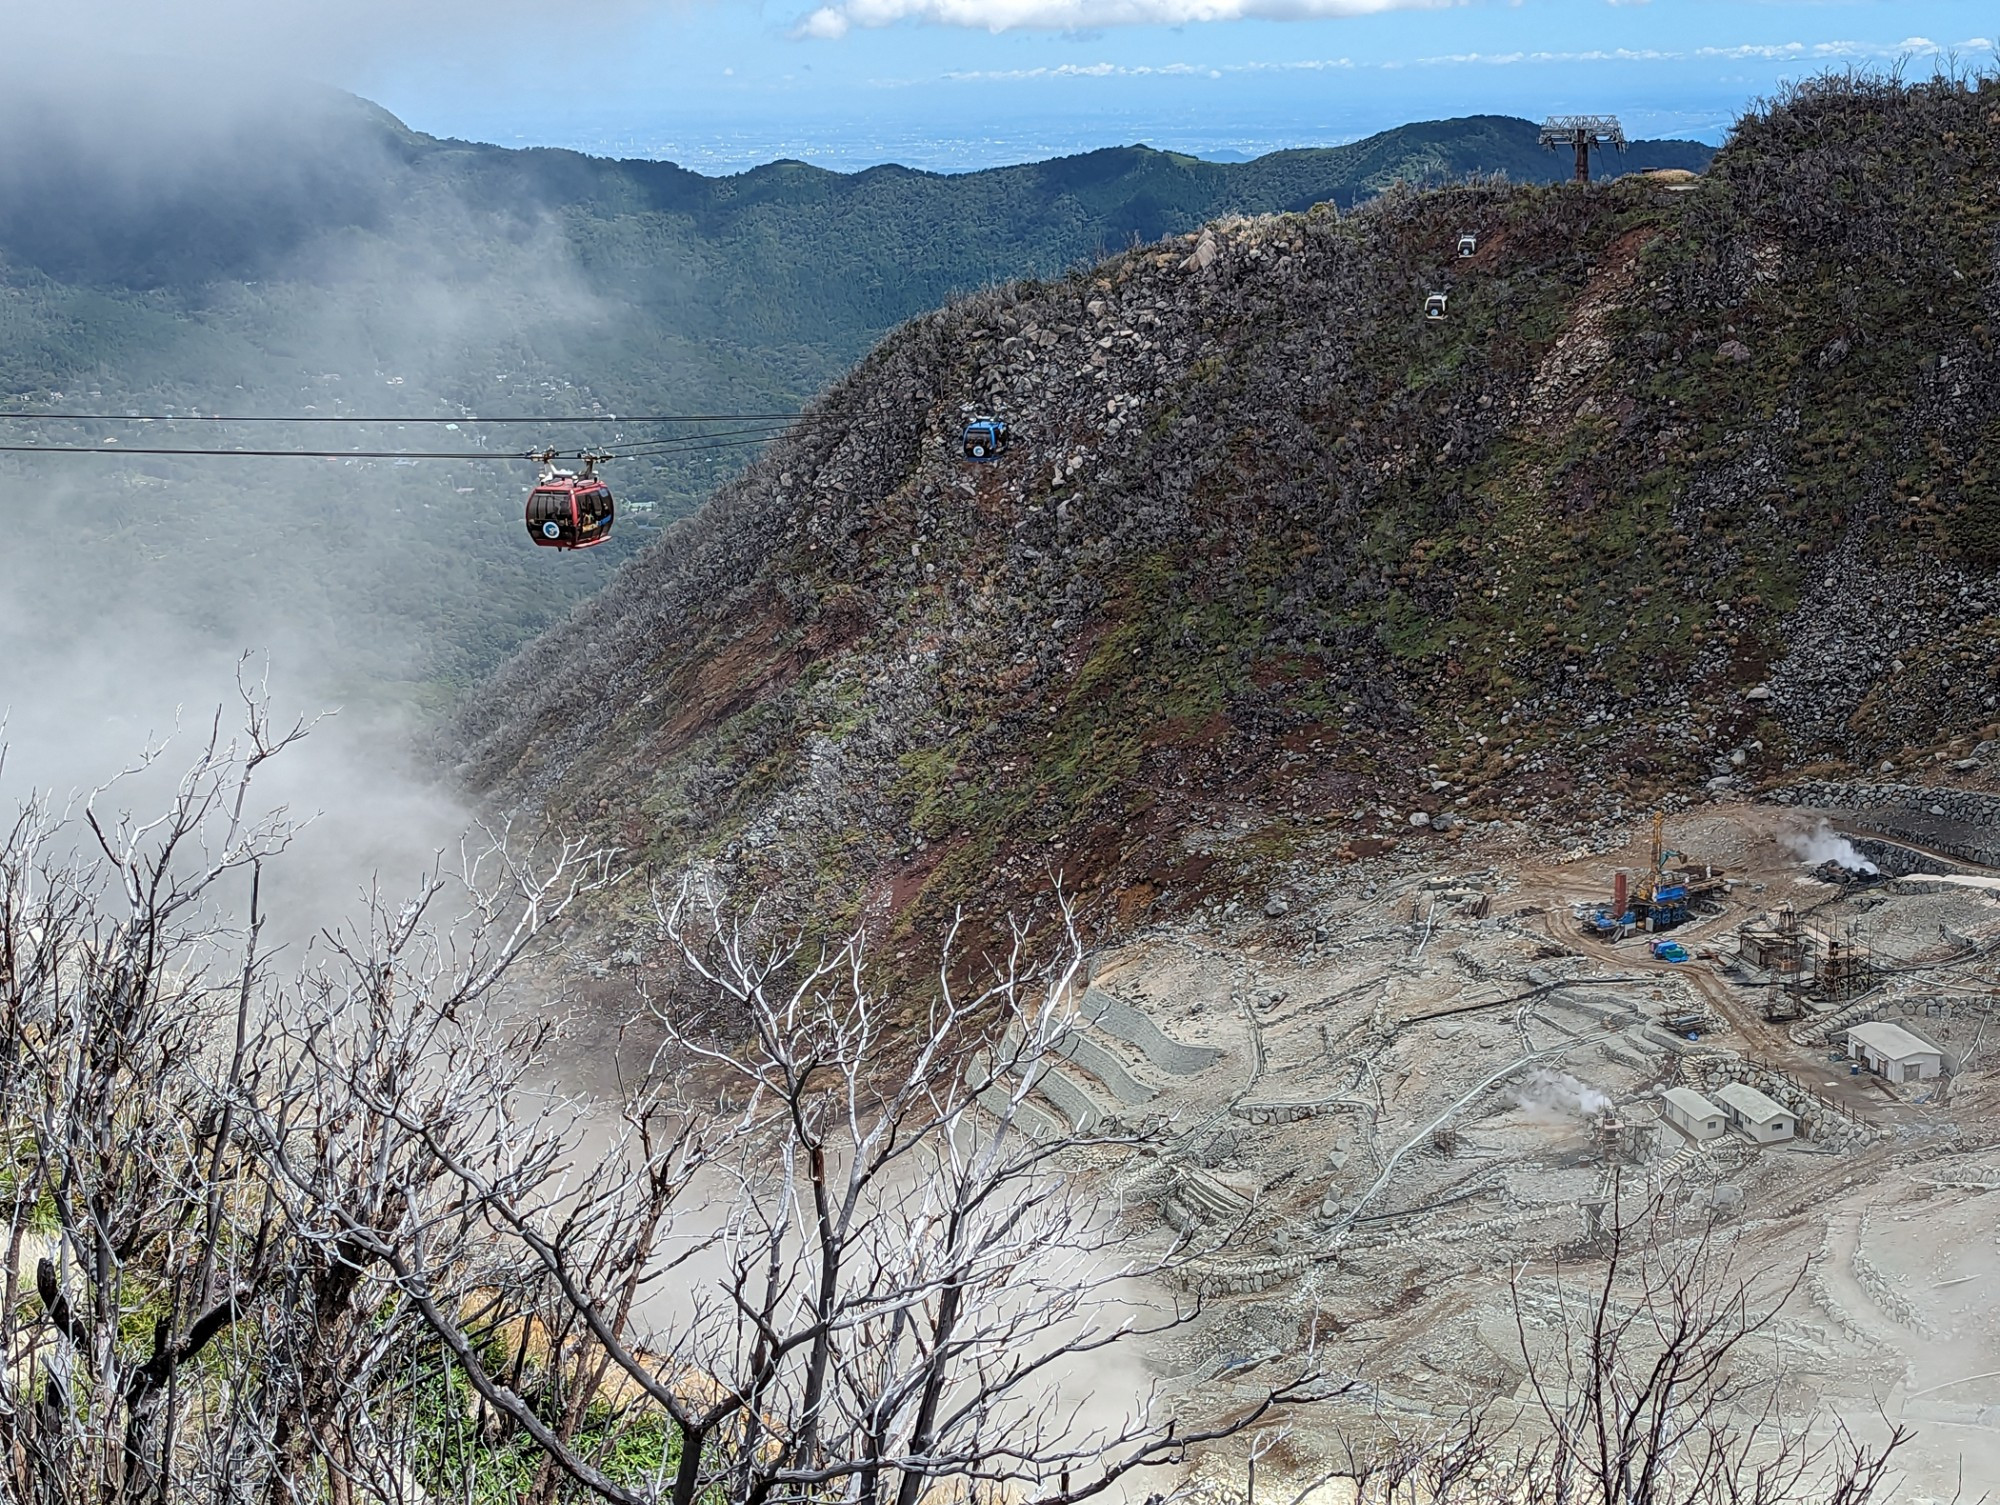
[240,825,620,1505]
[1509,1188,1909,1505]
[1,696,1320,1505]
[1285,1185,1912,1505]
[318,871,1331,1505]
[0,681,621,1505]
[0,690,306,1504]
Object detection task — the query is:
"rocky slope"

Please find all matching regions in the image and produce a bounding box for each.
[454,73,2000,948]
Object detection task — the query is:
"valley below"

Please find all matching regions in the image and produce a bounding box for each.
[961,797,2000,1500]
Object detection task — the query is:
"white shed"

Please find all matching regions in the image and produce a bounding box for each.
[1713,1081,1794,1143]
[1660,1087,1726,1141]
[1845,1022,1945,1083]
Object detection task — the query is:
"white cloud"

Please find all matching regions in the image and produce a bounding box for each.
[870,28,1997,83]
[931,56,1352,79]
[1691,36,1993,61]
[798,0,1449,37]
[1401,34,1993,68]
[1402,45,1678,65]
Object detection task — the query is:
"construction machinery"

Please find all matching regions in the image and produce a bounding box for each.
[1639,810,1691,929]
[1583,811,1729,938]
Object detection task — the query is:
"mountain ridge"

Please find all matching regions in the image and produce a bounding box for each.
[0,77,1711,705]
[453,72,2000,951]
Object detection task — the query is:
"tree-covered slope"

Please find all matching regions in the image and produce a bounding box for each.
[0,67,1710,706]
[452,73,2000,947]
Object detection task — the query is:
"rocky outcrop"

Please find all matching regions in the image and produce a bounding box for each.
[456,74,2000,947]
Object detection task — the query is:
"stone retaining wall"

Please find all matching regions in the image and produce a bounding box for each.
[1763,781,2000,867]
[1231,1094,1373,1125]
[1081,988,1225,1074]
[1679,1057,1875,1147]
[1053,1031,1154,1106]
[1163,1249,1311,1297]
[1851,1214,1938,1339]
[1848,835,1961,878]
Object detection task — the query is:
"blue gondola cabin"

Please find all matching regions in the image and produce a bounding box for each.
[961,416,1010,461]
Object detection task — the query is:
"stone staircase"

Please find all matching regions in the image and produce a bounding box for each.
[1653,1136,1710,1181]
[1080,988,1225,1074]
[972,990,1220,1138]
[1791,995,1883,1048]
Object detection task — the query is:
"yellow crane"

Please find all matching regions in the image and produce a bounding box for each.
[1638,810,1686,903]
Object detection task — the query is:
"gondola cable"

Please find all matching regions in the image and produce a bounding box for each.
[606,426,799,459]
[0,409,806,554]
[0,443,527,459]
[0,433,790,461]
[0,410,800,425]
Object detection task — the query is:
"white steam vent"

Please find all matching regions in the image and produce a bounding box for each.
[1513,1069,1612,1121]
[1780,820,1879,874]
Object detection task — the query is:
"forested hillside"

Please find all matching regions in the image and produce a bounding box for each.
[0,66,1710,706]
[455,72,2000,950]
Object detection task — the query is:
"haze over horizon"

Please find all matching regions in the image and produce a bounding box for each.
[301,1,2000,174]
[1,0,1987,172]
[371,15,1992,176]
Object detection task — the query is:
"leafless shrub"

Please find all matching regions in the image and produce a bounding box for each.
[1,690,1338,1504]
[335,870,1335,1505]
[0,693,1931,1505]
[0,686,311,1503]
[1506,1188,1910,1505]
[0,685,618,1505]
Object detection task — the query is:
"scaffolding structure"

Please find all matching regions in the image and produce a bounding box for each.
[1739,903,1807,974]
[1539,115,1628,182]
[1735,908,1875,1015]
[1808,920,1874,1004]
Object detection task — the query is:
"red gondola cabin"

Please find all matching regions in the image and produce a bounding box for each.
[525,475,614,550]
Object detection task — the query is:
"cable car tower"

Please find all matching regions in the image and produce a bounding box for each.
[1539,115,1626,182]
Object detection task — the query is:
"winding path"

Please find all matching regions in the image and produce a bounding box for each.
[1326,1026,1621,1245]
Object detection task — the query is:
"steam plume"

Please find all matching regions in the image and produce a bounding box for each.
[1780,820,1878,874]
[1514,1068,1612,1120]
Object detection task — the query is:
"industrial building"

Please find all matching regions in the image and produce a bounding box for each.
[1732,907,1876,1020]
[1660,1087,1726,1141]
[1737,904,1807,974]
[1845,1022,1947,1083]
[1713,1081,1795,1143]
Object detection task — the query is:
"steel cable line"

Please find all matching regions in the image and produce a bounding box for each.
[0,410,799,424]
[609,420,794,442]
[604,437,788,462]
[0,390,802,461]
[0,444,530,459]
[0,432,789,461]
[604,426,795,459]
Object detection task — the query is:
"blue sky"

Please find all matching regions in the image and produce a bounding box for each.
[355,1,1991,171]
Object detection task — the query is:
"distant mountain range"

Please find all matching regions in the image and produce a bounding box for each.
[0,67,1713,705]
